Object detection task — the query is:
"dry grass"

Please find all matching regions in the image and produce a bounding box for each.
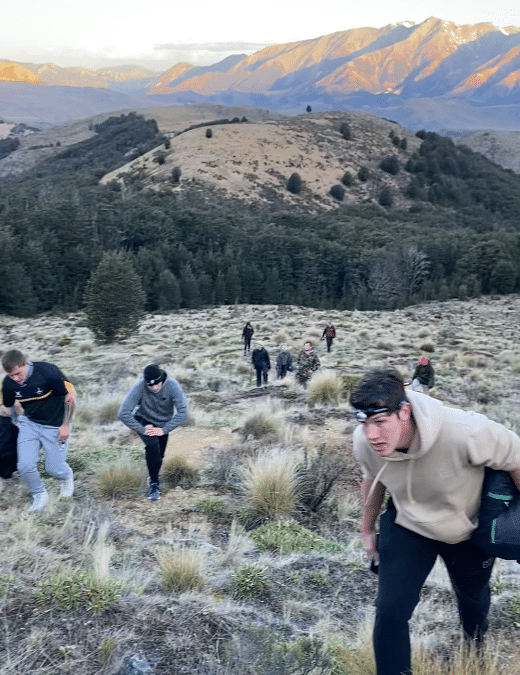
[307,370,343,405]
[95,455,145,497]
[156,546,205,592]
[242,447,301,519]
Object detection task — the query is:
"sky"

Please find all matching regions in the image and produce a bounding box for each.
[3,0,520,72]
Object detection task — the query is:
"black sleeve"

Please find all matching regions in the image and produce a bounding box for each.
[2,380,15,408]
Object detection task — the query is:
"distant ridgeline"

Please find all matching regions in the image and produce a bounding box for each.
[1,114,520,317]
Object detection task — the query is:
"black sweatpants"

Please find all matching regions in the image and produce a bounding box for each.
[374,505,494,675]
[135,416,169,484]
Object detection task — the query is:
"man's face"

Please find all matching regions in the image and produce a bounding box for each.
[5,363,29,384]
[147,382,163,394]
[361,405,410,457]
[304,342,312,353]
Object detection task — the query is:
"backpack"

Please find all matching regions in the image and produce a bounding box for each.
[0,417,18,479]
[472,468,520,562]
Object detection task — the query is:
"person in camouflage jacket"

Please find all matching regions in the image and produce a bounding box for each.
[296,341,320,387]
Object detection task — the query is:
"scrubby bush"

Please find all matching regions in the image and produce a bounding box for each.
[241,405,281,440]
[379,156,400,175]
[36,569,122,611]
[358,166,370,182]
[329,185,345,202]
[232,564,269,598]
[339,122,352,140]
[341,171,354,187]
[194,495,228,516]
[171,166,182,183]
[287,172,303,194]
[297,444,352,514]
[250,519,341,554]
[379,187,393,207]
[205,128,213,139]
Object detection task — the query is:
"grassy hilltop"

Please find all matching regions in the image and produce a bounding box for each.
[1,296,520,674]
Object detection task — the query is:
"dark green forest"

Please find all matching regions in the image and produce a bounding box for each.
[1,113,520,317]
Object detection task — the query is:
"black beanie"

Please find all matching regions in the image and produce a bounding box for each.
[143,364,166,385]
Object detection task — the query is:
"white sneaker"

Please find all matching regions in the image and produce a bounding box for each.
[29,490,49,512]
[60,470,74,498]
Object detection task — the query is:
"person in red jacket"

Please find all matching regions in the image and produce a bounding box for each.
[321,322,336,352]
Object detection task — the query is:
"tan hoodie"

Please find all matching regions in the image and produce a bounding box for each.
[353,391,520,544]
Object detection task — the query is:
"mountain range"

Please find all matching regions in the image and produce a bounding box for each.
[1,17,520,131]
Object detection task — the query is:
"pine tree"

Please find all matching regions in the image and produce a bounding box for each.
[83,252,144,343]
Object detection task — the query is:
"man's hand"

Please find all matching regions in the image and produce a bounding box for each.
[58,423,70,442]
[362,531,379,565]
[145,425,164,437]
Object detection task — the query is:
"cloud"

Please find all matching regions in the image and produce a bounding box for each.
[154,41,272,53]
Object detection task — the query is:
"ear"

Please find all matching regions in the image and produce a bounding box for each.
[398,401,412,422]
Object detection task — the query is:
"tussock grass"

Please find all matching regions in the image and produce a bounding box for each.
[162,454,199,486]
[242,447,300,518]
[95,455,145,498]
[231,563,269,598]
[35,568,122,611]
[307,370,342,405]
[250,519,341,554]
[156,546,204,592]
[240,400,284,440]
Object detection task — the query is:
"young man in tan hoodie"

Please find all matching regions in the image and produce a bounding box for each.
[351,367,520,675]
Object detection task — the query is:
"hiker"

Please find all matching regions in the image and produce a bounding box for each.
[322,322,336,352]
[251,342,270,387]
[296,341,320,387]
[1,349,76,512]
[242,322,254,355]
[275,345,294,380]
[118,364,188,501]
[351,367,520,675]
[411,355,434,394]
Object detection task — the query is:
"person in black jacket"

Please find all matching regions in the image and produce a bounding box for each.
[411,355,434,394]
[242,322,254,355]
[251,342,270,387]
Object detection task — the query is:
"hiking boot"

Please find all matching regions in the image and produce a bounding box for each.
[29,489,49,512]
[60,469,74,498]
[147,482,161,501]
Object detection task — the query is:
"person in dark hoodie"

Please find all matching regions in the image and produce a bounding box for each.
[118,364,188,501]
[411,355,434,394]
[242,322,254,355]
[275,345,294,380]
[251,342,270,387]
[351,367,520,675]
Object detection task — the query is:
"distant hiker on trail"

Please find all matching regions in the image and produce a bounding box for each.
[1,349,76,512]
[251,342,270,387]
[118,364,188,501]
[296,341,320,387]
[351,366,520,675]
[411,355,434,394]
[322,322,336,352]
[242,322,254,355]
[275,345,294,380]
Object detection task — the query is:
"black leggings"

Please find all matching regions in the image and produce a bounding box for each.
[135,416,169,484]
[374,505,494,675]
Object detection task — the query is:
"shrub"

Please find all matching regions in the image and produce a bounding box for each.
[95,457,144,498]
[194,495,228,516]
[171,166,182,183]
[83,252,145,344]
[419,343,435,353]
[306,105,312,113]
[378,187,393,207]
[162,454,199,487]
[297,445,352,514]
[358,166,370,182]
[341,171,354,187]
[379,155,400,175]
[250,519,341,554]
[307,371,342,405]
[205,128,213,138]
[243,448,299,518]
[339,122,352,140]
[287,172,303,194]
[157,547,204,592]
[36,568,121,611]
[400,137,408,150]
[232,564,269,598]
[329,184,345,201]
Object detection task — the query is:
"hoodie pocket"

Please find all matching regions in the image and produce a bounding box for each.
[396,508,475,544]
